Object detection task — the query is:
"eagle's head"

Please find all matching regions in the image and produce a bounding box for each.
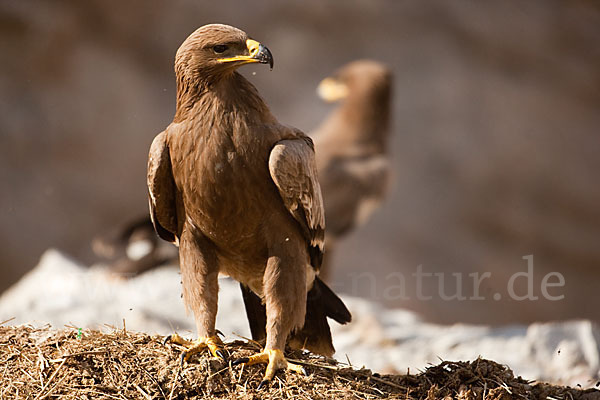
[317,60,391,104]
[175,24,273,84]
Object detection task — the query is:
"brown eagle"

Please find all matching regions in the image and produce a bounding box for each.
[312,60,393,279]
[95,60,393,282]
[147,24,351,386]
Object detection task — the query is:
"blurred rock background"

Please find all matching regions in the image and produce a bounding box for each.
[1,0,599,325]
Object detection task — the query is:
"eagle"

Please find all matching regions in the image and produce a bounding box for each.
[95,61,393,282]
[312,60,393,279]
[147,24,351,387]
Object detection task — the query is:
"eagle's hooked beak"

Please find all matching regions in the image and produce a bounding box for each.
[247,39,274,70]
[218,39,274,70]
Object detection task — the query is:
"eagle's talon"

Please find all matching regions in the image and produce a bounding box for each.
[231,357,249,366]
[294,364,308,377]
[257,379,270,390]
[163,335,172,346]
[166,333,191,347]
[164,333,224,364]
[233,349,306,383]
[216,349,229,362]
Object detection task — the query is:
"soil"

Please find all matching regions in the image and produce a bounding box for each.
[1,325,598,399]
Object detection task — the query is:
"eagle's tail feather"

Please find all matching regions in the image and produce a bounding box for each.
[239,277,351,357]
[313,276,352,325]
[289,277,351,356]
[239,283,267,343]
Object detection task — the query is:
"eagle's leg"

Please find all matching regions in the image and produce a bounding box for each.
[166,228,226,363]
[233,251,308,388]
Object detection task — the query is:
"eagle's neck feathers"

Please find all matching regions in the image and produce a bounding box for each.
[319,84,390,154]
[174,71,274,127]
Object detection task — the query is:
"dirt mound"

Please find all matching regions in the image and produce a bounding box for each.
[1,325,598,399]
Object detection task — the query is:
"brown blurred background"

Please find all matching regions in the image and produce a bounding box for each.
[1,0,599,325]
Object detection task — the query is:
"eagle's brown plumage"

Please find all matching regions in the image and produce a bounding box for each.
[239,60,392,347]
[95,60,392,282]
[312,60,393,279]
[147,24,350,384]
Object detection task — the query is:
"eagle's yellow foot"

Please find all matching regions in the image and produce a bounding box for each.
[163,333,227,365]
[232,348,307,389]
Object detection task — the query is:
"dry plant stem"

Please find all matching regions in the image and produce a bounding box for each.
[0,326,596,400]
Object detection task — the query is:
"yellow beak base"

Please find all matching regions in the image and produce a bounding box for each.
[218,39,273,69]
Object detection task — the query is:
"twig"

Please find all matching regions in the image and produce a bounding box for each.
[84,389,124,400]
[0,317,16,326]
[370,375,406,390]
[207,366,229,380]
[168,367,180,400]
[0,381,13,399]
[566,392,574,400]
[34,358,66,400]
[19,368,38,384]
[37,372,69,400]
[493,379,512,394]
[19,351,34,366]
[276,376,284,394]
[52,349,108,361]
[345,353,353,367]
[285,358,339,370]
[141,364,167,399]
[231,332,263,349]
[371,386,385,396]
[134,384,152,400]
[37,348,49,387]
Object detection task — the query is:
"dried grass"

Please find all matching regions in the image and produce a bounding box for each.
[1,325,598,399]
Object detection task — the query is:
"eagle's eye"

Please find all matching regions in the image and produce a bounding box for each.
[213,45,228,54]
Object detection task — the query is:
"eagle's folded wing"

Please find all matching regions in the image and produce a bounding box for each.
[147,131,178,244]
[268,136,325,269]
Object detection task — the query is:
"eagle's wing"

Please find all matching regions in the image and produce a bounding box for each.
[318,154,390,237]
[147,130,178,244]
[269,135,325,269]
